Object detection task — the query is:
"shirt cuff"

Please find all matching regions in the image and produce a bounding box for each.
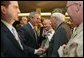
[34,49,38,54]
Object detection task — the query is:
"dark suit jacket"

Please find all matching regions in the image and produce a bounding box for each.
[1,22,34,57]
[38,27,46,46]
[46,22,72,57]
[18,23,39,57]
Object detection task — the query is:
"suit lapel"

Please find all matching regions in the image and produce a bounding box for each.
[1,22,23,51]
[27,23,37,39]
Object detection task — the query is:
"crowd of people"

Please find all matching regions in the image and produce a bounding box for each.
[1,1,83,57]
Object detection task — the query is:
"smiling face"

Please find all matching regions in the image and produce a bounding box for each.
[43,19,52,31]
[32,14,41,26]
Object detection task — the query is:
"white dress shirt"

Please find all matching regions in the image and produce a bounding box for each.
[47,30,55,42]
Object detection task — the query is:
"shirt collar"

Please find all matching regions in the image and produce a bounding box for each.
[28,22,34,29]
[1,19,14,32]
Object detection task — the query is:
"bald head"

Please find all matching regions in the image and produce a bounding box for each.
[43,19,52,31]
[43,19,51,25]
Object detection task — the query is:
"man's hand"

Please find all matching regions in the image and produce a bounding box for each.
[35,48,46,55]
[58,44,66,57]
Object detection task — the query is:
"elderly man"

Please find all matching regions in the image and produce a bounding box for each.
[46,13,72,57]
[58,1,83,57]
[42,19,55,42]
[40,19,55,57]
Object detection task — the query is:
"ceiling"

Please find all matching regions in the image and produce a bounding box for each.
[18,1,67,13]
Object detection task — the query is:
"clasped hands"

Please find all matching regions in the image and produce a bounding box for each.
[36,47,47,55]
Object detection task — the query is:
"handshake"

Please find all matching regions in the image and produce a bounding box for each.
[35,47,47,55]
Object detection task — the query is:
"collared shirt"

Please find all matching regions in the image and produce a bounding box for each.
[1,20,23,50]
[58,22,83,57]
[28,22,38,54]
[1,20,14,34]
[28,22,34,30]
[47,30,55,42]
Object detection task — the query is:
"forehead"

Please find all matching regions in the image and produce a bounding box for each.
[66,1,79,7]
[34,14,41,17]
[43,20,50,23]
[9,1,18,6]
[22,17,27,19]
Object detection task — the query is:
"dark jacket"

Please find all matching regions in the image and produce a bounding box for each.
[18,23,39,57]
[1,22,35,57]
[46,22,72,57]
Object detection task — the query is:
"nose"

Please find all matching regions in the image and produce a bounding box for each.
[18,8,21,14]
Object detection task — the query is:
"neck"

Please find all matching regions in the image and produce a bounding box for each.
[30,21,35,27]
[1,16,15,25]
[56,21,63,28]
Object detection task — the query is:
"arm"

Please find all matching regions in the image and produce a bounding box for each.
[51,28,68,57]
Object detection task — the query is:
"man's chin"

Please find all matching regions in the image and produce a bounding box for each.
[15,18,19,21]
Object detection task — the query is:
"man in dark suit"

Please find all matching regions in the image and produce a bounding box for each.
[1,1,44,57]
[18,12,45,57]
[46,13,72,57]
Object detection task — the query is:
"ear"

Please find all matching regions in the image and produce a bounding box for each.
[76,3,81,13]
[1,6,7,15]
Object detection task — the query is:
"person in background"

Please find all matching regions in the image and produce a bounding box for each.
[16,16,28,30]
[58,1,83,57]
[40,19,55,57]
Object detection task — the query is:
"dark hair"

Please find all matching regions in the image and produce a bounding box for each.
[1,1,10,7]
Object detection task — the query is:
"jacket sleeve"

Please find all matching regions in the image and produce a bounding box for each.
[51,27,68,57]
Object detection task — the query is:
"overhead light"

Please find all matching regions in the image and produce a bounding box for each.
[41,12,51,16]
[18,12,51,16]
[18,13,29,16]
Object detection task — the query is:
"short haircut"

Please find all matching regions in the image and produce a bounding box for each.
[1,1,10,7]
[28,11,39,20]
[51,12,65,21]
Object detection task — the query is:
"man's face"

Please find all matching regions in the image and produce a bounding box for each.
[66,1,80,26]
[20,17,27,25]
[33,14,41,26]
[50,17,57,28]
[6,1,20,21]
[43,20,51,31]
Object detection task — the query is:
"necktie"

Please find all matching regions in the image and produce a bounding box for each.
[33,28,38,40]
[11,27,23,50]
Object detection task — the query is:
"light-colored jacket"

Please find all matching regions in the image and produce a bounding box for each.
[58,22,83,57]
